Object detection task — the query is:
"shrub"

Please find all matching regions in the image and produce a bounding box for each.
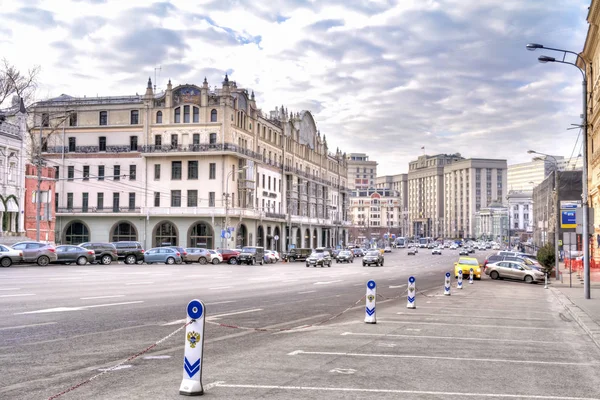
[536,243,555,275]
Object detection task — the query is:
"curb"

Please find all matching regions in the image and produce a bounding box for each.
[550,288,600,350]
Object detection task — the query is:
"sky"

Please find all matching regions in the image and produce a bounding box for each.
[0,0,591,175]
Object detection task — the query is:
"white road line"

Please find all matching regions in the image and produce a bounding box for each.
[210,286,233,290]
[339,332,562,344]
[0,322,57,331]
[282,280,298,283]
[162,319,186,326]
[380,320,563,330]
[80,295,125,300]
[314,280,342,285]
[86,301,143,309]
[208,383,600,399]
[126,282,154,285]
[14,301,144,315]
[0,293,35,298]
[395,312,550,321]
[389,284,407,289]
[205,300,236,305]
[207,308,263,320]
[49,277,84,281]
[0,288,20,291]
[353,283,363,287]
[288,350,599,366]
[298,290,316,294]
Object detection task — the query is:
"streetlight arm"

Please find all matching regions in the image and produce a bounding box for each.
[540,57,586,80]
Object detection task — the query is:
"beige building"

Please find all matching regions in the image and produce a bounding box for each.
[348,188,402,244]
[376,173,408,234]
[346,153,377,191]
[32,76,350,251]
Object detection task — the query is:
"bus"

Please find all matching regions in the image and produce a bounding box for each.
[419,237,433,248]
[395,237,406,248]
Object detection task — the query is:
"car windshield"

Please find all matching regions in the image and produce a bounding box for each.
[310,253,323,258]
[459,258,479,266]
[366,251,380,256]
[340,251,350,256]
[241,247,256,253]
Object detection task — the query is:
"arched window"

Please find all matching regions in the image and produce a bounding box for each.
[156,111,162,124]
[210,109,217,122]
[111,222,138,242]
[193,107,199,123]
[174,107,181,123]
[154,221,178,247]
[209,133,217,144]
[188,222,213,248]
[63,221,89,244]
[184,105,190,123]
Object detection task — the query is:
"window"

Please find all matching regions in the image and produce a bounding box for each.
[209,163,216,179]
[130,110,139,125]
[99,136,106,151]
[156,111,162,124]
[113,193,120,212]
[154,164,161,180]
[68,137,76,152]
[130,136,138,151]
[69,113,77,127]
[262,174,265,189]
[188,161,198,179]
[210,109,217,122]
[209,192,215,207]
[155,135,162,146]
[171,134,178,147]
[268,176,271,190]
[55,193,59,212]
[209,133,217,144]
[67,166,74,181]
[83,166,89,181]
[113,165,120,181]
[171,190,181,207]
[82,193,89,212]
[129,193,136,210]
[174,107,181,123]
[172,161,182,180]
[187,190,198,207]
[67,193,73,209]
[41,113,49,127]
[193,133,200,145]
[99,111,107,125]
[129,165,136,180]
[97,193,104,210]
[193,107,199,123]
[55,166,59,179]
[154,192,160,207]
[98,165,105,181]
[184,105,190,123]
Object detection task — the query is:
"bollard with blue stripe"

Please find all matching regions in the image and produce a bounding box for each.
[365,280,376,324]
[179,299,206,396]
[444,272,451,296]
[407,276,416,309]
[469,268,474,284]
[457,270,463,289]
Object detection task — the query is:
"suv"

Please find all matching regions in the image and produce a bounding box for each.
[306,252,332,268]
[238,246,264,265]
[217,249,240,264]
[336,250,354,263]
[79,242,118,265]
[284,248,312,262]
[363,250,384,267]
[111,241,144,264]
[11,241,56,266]
[186,248,211,264]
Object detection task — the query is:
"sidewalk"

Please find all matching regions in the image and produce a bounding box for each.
[550,285,600,349]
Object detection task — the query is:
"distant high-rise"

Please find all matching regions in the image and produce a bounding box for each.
[346,153,377,191]
[507,156,581,192]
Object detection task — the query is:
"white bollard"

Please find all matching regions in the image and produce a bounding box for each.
[365,280,376,324]
[179,299,206,396]
[469,268,474,284]
[457,270,463,289]
[407,276,416,309]
[544,273,548,289]
[444,272,451,296]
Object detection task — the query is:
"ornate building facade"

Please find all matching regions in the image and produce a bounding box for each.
[32,76,350,251]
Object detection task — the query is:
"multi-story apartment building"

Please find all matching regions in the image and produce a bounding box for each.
[32,76,350,251]
[348,187,401,244]
[376,173,408,235]
[443,158,507,238]
[346,153,377,191]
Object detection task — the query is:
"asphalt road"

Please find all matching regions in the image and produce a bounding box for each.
[1,249,599,400]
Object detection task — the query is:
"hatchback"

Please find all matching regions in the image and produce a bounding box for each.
[144,247,182,265]
[11,241,57,266]
[0,244,23,267]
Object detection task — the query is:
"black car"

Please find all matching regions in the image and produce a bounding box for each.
[79,242,119,265]
[54,245,95,265]
[459,248,470,256]
[284,248,312,262]
[112,241,145,264]
[238,246,264,265]
[363,250,384,267]
[352,248,364,257]
[336,250,354,263]
[305,252,332,268]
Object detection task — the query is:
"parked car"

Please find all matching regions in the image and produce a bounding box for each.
[0,244,23,267]
[238,246,264,265]
[432,247,442,255]
[217,249,240,264]
[485,261,545,283]
[206,249,223,264]
[164,246,190,264]
[54,245,95,265]
[484,255,542,272]
[352,248,365,257]
[186,248,212,264]
[111,241,145,264]
[363,250,384,267]
[284,248,312,262]
[407,247,417,256]
[144,247,182,265]
[305,252,332,268]
[454,257,482,279]
[79,242,118,265]
[336,250,354,263]
[12,241,58,266]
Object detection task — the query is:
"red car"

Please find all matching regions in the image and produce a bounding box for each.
[217,249,240,264]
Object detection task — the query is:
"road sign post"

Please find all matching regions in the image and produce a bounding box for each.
[179,299,206,396]
[407,276,416,309]
[457,270,463,289]
[365,280,376,324]
[444,272,451,296]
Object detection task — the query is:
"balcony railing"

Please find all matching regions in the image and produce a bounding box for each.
[140,142,262,160]
[57,206,141,213]
[265,212,286,219]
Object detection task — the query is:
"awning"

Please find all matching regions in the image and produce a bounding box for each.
[6,198,18,212]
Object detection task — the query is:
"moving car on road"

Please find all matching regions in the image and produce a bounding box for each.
[284,248,312,262]
[363,250,384,267]
[54,245,95,265]
[485,260,545,283]
[454,257,482,279]
[336,250,354,263]
[264,250,278,264]
[0,244,23,267]
[352,248,364,257]
[144,247,182,265]
[458,248,470,256]
[79,242,118,265]
[12,241,58,266]
[384,246,392,253]
[432,247,442,255]
[306,252,332,268]
[407,247,418,256]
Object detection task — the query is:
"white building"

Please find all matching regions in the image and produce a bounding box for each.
[346,153,377,191]
[474,202,508,241]
[507,155,581,192]
[506,191,533,235]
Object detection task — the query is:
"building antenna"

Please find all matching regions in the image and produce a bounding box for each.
[154,66,162,92]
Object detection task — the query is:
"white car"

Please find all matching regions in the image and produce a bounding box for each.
[384,246,392,253]
[0,244,23,267]
[207,249,223,264]
[450,244,458,250]
[264,250,278,263]
[432,247,442,255]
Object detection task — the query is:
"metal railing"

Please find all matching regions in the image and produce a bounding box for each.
[57,206,141,213]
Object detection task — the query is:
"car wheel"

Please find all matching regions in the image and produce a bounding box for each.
[381,261,384,267]
[76,256,87,266]
[37,255,50,266]
[260,259,264,265]
[229,258,237,265]
[199,257,207,265]
[166,257,175,265]
[125,255,136,265]
[0,257,12,268]
[212,258,220,265]
[490,271,499,280]
[524,275,534,284]
[306,263,309,267]
[101,255,112,265]
[363,263,366,267]
[251,258,255,266]
[289,257,295,262]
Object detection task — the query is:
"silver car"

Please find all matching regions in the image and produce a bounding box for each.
[11,241,58,266]
[0,244,23,267]
[143,247,182,265]
[485,261,545,284]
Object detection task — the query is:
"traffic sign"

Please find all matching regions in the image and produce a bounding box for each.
[274,235,279,241]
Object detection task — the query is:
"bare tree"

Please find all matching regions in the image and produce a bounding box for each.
[0,59,40,108]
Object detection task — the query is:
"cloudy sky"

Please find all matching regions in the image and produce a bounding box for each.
[0,0,590,175]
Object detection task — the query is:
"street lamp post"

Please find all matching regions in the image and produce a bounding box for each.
[526,43,590,299]
[223,166,249,249]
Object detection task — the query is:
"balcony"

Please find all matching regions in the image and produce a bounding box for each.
[265,212,286,220]
[140,142,262,161]
[57,206,141,214]
[45,145,136,154]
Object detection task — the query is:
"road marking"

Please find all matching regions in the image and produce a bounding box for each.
[80,295,125,300]
[314,280,342,285]
[282,280,298,283]
[0,293,35,298]
[415,305,554,315]
[298,290,316,294]
[205,300,236,305]
[49,277,84,281]
[329,368,356,374]
[207,382,599,399]
[389,284,407,289]
[207,308,263,320]
[162,319,186,326]
[287,350,599,366]
[353,283,363,287]
[0,288,20,291]
[0,322,57,331]
[98,365,132,372]
[210,286,233,290]
[380,320,564,330]
[126,282,154,285]
[143,355,171,360]
[340,332,561,344]
[86,301,144,309]
[14,301,144,314]
[395,312,550,321]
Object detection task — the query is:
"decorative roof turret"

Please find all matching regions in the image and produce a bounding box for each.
[223,73,230,86]
[144,77,153,97]
[203,77,208,88]
[18,97,26,114]
[251,90,255,100]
